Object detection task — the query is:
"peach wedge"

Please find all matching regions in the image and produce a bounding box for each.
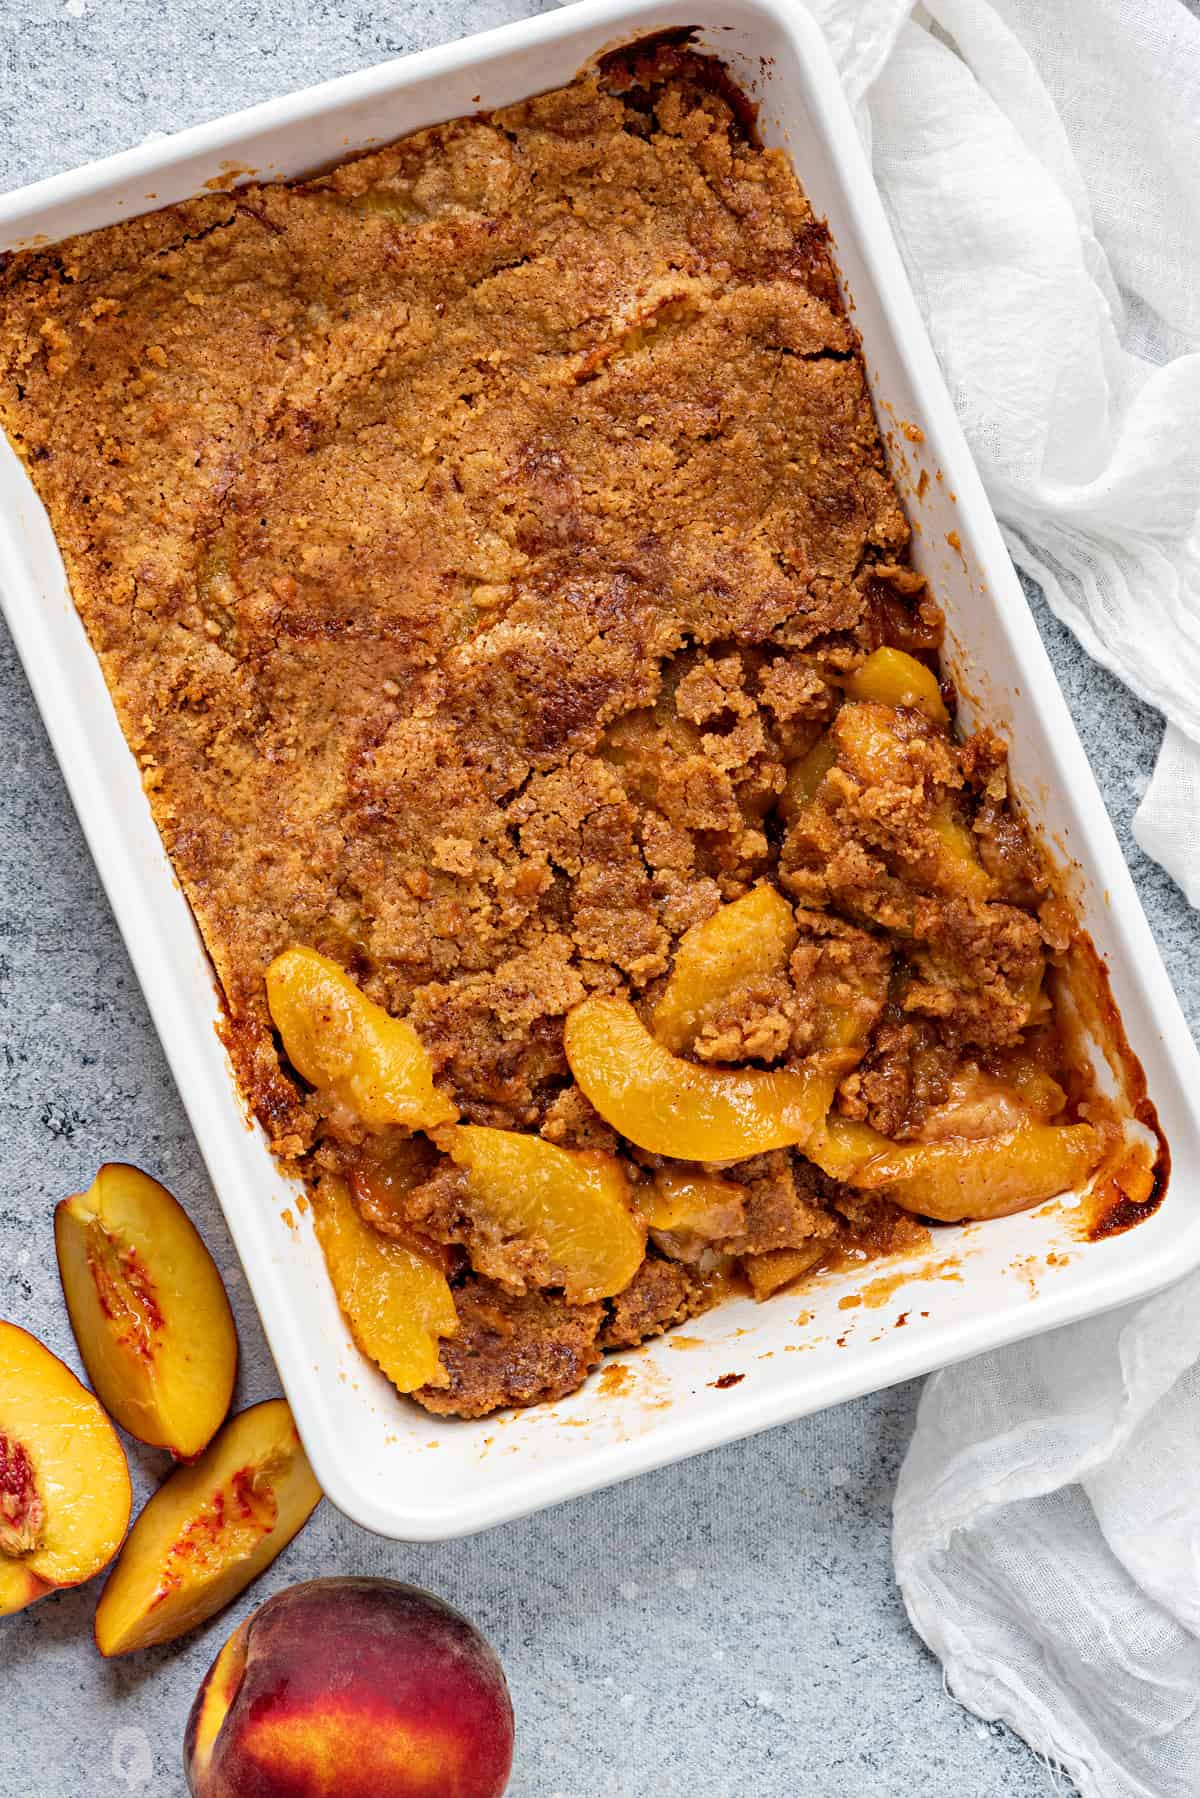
[849,1123,1103,1221]
[743,1243,828,1300]
[845,645,948,725]
[652,885,797,1053]
[805,1115,893,1181]
[564,993,830,1161]
[444,1126,646,1304]
[267,947,457,1132]
[313,1178,458,1393]
[94,1398,321,1656]
[56,1164,237,1459]
[0,1321,131,1615]
[638,1166,746,1237]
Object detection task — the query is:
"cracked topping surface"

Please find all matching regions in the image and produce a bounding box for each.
[0,44,1093,1418]
[0,44,902,1122]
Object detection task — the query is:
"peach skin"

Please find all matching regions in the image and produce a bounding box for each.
[56,1163,238,1459]
[185,1578,514,1798]
[94,1397,320,1655]
[0,1320,131,1615]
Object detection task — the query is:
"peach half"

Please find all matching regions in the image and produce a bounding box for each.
[0,1320,131,1615]
[94,1398,321,1656]
[56,1164,238,1459]
[564,993,831,1161]
[186,1578,514,1798]
[267,947,457,1131]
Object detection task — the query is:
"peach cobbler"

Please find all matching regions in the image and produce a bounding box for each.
[0,43,1131,1415]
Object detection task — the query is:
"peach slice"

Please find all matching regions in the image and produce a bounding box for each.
[0,1321,131,1614]
[928,807,994,901]
[638,1166,746,1236]
[267,947,458,1132]
[806,1115,894,1181]
[444,1126,645,1303]
[845,645,948,725]
[55,1164,237,1459]
[564,993,831,1160]
[313,1178,457,1392]
[652,885,798,1052]
[94,1398,321,1656]
[743,1242,828,1300]
[638,1166,746,1262]
[849,1122,1102,1221]
[778,737,836,826]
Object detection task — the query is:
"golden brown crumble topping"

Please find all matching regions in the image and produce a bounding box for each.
[0,43,1109,1417]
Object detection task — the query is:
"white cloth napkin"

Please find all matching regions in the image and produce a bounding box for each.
[806,0,1200,905]
[791,2,1200,1793]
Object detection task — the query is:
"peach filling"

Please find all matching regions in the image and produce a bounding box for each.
[272,644,1109,1380]
[565,992,832,1161]
[267,947,457,1132]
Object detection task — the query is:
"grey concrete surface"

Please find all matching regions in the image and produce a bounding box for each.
[0,4,1196,1795]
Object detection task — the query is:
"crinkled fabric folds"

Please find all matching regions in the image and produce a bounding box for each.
[809,0,1200,905]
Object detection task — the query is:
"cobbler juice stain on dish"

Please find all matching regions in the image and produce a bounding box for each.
[0,42,1160,1423]
[1087,1128,1169,1241]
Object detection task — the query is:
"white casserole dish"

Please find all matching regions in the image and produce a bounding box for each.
[1,0,1198,1541]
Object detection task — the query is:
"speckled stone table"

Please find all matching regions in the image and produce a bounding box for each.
[1,5,1197,1794]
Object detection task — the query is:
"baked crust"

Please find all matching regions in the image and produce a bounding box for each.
[0,44,1088,1415]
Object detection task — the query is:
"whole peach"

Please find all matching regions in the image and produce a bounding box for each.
[185,1577,514,1798]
